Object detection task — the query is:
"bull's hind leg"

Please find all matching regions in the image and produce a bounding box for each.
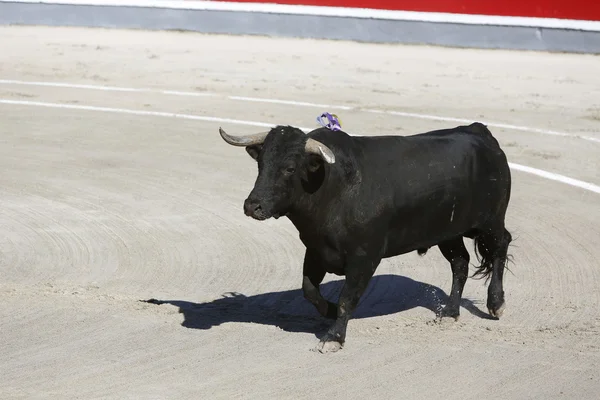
[473,228,512,318]
[302,249,337,319]
[487,228,512,318]
[438,237,470,320]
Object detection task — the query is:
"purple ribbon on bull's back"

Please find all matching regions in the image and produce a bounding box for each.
[316,112,342,131]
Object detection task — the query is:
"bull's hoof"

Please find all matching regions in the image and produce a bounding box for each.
[488,301,506,319]
[440,305,460,321]
[313,333,344,353]
[315,340,343,354]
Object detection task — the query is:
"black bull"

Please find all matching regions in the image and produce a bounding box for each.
[219,122,512,353]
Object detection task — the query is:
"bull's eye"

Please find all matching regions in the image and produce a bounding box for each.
[284,166,296,174]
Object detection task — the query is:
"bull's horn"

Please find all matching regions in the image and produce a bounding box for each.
[219,127,269,146]
[305,138,335,164]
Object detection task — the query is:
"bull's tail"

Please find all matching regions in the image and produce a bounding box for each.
[471,235,494,280]
[464,121,503,149]
[465,122,493,136]
[471,229,513,282]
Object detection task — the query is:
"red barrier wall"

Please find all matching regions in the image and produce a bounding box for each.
[225,0,600,21]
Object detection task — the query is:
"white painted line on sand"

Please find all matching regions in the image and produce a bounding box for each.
[1,98,599,195]
[4,0,600,31]
[0,99,311,129]
[508,163,600,194]
[2,79,598,144]
[0,79,215,97]
[367,109,600,143]
[228,96,353,110]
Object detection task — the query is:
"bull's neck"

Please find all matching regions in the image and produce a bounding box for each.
[286,160,356,232]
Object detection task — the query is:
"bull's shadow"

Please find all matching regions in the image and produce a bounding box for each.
[142,274,491,337]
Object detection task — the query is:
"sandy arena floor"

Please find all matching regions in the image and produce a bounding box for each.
[0,26,599,399]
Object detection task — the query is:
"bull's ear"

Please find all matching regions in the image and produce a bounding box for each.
[301,154,323,181]
[245,145,262,161]
[301,154,325,193]
[307,154,323,172]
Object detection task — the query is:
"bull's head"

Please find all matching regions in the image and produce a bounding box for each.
[219,125,335,220]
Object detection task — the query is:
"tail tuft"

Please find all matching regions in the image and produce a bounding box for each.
[471,235,494,281]
[471,229,513,282]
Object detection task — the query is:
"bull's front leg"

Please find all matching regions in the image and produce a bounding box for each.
[315,254,380,353]
[302,249,337,319]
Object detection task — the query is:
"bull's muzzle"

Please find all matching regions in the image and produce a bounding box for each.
[243,197,268,220]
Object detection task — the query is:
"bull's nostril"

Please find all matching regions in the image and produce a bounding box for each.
[244,198,262,216]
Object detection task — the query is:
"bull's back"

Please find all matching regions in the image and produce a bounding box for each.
[343,125,510,254]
